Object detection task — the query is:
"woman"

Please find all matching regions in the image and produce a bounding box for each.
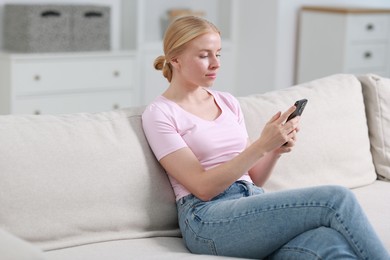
[142,16,389,259]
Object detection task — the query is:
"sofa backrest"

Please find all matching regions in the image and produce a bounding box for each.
[0,107,180,251]
[238,74,377,191]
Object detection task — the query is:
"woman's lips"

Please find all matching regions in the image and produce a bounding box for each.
[206,73,217,79]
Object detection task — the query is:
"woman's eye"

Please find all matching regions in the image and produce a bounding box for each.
[199,53,221,59]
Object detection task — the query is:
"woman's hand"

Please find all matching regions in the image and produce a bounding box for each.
[256,106,300,154]
[248,106,301,186]
[274,126,300,154]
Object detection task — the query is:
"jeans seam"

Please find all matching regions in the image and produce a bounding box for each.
[333,209,367,260]
[195,203,333,224]
[185,219,218,255]
[274,246,323,260]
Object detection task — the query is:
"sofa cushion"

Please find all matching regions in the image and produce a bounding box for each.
[238,74,377,191]
[359,74,390,180]
[0,107,180,251]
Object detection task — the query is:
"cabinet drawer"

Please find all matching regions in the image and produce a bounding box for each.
[12,90,133,115]
[346,43,387,69]
[12,58,134,95]
[348,14,390,42]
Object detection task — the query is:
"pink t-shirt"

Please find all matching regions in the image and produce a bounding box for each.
[142,89,253,200]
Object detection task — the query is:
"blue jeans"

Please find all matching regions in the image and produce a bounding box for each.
[177,181,390,259]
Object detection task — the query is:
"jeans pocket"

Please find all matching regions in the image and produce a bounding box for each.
[183,219,218,256]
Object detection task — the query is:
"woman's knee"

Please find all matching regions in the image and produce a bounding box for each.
[321,185,352,196]
[318,185,357,206]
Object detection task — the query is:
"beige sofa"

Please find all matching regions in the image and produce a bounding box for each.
[0,74,389,259]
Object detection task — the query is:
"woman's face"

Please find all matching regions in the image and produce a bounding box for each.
[173,32,221,88]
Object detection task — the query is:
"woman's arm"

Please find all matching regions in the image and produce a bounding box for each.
[248,149,281,187]
[159,106,299,201]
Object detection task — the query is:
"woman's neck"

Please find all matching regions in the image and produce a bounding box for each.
[163,83,210,105]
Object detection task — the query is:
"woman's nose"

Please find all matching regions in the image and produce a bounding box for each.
[210,55,220,69]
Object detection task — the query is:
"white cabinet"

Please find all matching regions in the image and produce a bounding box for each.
[121,0,236,104]
[296,6,390,84]
[0,51,137,115]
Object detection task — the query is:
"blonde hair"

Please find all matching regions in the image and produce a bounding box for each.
[154,16,220,82]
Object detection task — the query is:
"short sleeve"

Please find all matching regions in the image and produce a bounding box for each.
[142,103,188,161]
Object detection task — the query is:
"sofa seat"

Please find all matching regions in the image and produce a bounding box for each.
[44,237,245,260]
[352,180,390,249]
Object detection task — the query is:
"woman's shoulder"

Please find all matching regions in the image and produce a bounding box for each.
[144,95,176,111]
[142,96,167,117]
[142,96,172,119]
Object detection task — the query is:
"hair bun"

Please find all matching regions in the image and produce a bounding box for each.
[154,55,166,71]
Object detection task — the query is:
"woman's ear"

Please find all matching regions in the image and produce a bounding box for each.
[170,57,179,69]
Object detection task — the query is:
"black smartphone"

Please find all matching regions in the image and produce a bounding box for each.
[286,99,308,122]
[283,99,308,146]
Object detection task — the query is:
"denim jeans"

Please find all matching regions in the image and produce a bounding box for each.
[177,181,390,259]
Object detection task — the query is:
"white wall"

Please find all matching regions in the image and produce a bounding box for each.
[0,0,121,50]
[233,0,278,96]
[233,0,390,96]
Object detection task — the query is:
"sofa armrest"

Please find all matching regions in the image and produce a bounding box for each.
[0,229,45,260]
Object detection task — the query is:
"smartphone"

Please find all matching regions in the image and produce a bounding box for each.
[286,99,308,122]
[283,99,308,146]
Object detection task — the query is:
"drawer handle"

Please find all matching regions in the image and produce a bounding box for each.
[34,110,41,115]
[34,75,41,81]
[366,23,374,31]
[364,51,372,59]
[41,11,61,17]
[84,12,103,18]
[113,70,120,77]
[113,103,120,109]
